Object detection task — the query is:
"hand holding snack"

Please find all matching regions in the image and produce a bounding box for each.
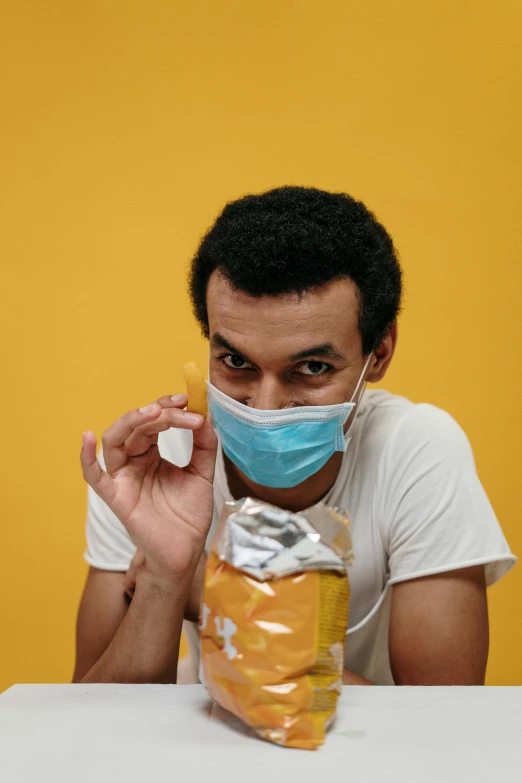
[81,366,214,583]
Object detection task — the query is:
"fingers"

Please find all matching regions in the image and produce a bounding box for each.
[102,403,202,475]
[119,394,189,460]
[91,392,200,479]
[101,404,163,474]
[123,406,204,460]
[155,393,188,409]
[186,414,218,483]
[80,431,116,504]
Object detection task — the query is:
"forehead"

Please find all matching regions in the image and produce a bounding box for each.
[206,271,361,357]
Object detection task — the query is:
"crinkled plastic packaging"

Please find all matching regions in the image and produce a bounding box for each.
[199,497,353,750]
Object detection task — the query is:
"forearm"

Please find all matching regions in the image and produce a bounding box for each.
[81,568,192,684]
[342,668,373,685]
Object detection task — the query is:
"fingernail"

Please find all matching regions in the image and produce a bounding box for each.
[184,412,203,425]
[171,394,187,403]
[139,403,157,414]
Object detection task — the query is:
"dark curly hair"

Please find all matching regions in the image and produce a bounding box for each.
[189,186,402,355]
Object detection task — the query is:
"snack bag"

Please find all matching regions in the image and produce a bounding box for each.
[200,497,353,750]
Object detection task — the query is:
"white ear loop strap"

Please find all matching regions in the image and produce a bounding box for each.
[349,353,373,404]
[344,353,373,443]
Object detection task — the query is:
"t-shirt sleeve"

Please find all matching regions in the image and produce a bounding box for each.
[379,404,516,587]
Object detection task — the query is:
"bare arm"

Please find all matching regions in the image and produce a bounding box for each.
[389,565,489,685]
[74,552,205,684]
[73,568,128,683]
[342,565,488,686]
[79,566,192,684]
[341,668,373,685]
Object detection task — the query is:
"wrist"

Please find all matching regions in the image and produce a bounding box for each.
[136,554,201,599]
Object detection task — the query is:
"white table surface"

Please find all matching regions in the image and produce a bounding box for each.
[0,684,521,782]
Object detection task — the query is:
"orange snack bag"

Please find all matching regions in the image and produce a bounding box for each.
[200,498,353,750]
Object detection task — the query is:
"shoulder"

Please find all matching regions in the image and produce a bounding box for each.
[354,389,479,514]
[358,389,473,463]
[351,389,515,587]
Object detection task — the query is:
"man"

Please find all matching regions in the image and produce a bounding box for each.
[75,186,515,686]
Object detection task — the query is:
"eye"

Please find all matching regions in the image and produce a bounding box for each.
[222,354,253,370]
[297,361,331,376]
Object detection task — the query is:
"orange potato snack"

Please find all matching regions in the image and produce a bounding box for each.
[182,361,208,417]
[200,498,353,750]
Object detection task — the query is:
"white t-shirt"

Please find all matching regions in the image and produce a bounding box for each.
[84,389,516,684]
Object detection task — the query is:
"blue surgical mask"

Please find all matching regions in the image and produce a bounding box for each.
[208,354,372,489]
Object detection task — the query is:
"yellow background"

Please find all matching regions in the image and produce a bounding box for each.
[1,1,521,692]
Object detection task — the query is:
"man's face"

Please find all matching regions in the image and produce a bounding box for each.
[206,271,366,409]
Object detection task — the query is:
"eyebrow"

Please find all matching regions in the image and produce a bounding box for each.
[289,343,345,362]
[211,333,345,364]
[211,333,251,361]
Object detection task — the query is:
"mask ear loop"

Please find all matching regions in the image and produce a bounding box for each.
[349,353,373,405]
[344,353,373,443]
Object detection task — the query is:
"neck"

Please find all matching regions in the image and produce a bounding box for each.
[223,450,344,514]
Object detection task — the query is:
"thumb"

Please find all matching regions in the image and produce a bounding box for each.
[80,431,116,505]
[187,414,218,483]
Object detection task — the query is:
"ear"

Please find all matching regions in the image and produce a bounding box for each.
[366,323,398,383]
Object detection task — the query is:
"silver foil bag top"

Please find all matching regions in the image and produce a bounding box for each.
[213,497,354,582]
